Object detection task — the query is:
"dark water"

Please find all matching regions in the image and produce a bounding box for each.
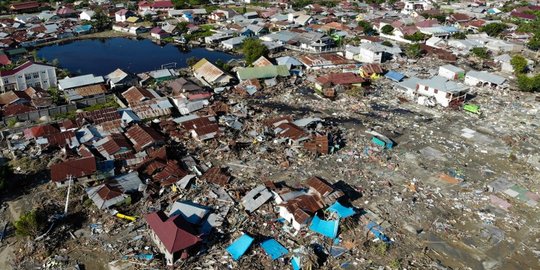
[37,37,239,76]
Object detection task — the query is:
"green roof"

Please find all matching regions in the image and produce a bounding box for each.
[237,65,290,80]
[6,48,27,55]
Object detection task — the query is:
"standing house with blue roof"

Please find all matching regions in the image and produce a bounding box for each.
[226,234,255,261]
[74,25,93,35]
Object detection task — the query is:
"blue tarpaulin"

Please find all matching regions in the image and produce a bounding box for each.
[291,256,301,270]
[226,234,254,261]
[366,221,391,243]
[327,201,356,218]
[309,215,339,238]
[385,70,405,82]
[260,239,289,260]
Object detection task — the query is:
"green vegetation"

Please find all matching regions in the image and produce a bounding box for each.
[528,33,540,50]
[452,32,467,39]
[83,99,119,112]
[48,87,62,104]
[405,43,423,58]
[176,21,189,34]
[292,0,314,9]
[381,40,393,47]
[186,56,200,67]
[241,38,269,66]
[510,55,528,74]
[172,0,210,9]
[185,24,214,42]
[480,22,508,37]
[357,20,376,35]
[381,25,394,35]
[6,118,17,128]
[90,9,112,31]
[215,59,232,72]
[404,32,429,42]
[470,47,490,59]
[53,111,76,120]
[517,74,540,92]
[389,258,401,269]
[8,156,49,175]
[14,210,45,237]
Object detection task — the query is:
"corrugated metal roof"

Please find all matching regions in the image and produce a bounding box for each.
[237,65,289,80]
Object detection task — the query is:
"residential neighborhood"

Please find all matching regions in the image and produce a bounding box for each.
[0,0,539,269]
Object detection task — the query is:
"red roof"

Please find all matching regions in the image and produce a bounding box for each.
[10,1,39,11]
[152,0,173,8]
[316,72,365,86]
[24,124,60,139]
[0,54,11,66]
[50,156,97,182]
[125,124,164,152]
[0,61,34,76]
[76,108,120,125]
[145,211,200,254]
[510,11,536,20]
[2,103,34,116]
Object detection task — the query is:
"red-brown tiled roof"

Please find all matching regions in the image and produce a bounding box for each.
[125,124,164,152]
[201,167,230,186]
[50,156,97,182]
[306,176,334,197]
[145,211,201,254]
[24,124,60,139]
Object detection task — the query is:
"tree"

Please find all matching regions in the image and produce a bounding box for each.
[176,21,189,34]
[381,25,394,35]
[14,210,45,237]
[381,40,393,47]
[480,23,508,37]
[452,32,467,39]
[186,56,200,67]
[405,44,423,58]
[242,38,269,66]
[510,55,528,74]
[358,20,376,35]
[404,32,428,42]
[91,10,112,31]
[517,74,540,92]
[471,47,489,59]
[527,32,540,50]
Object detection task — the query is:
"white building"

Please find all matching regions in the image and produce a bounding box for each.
[58,74,104,91]
[115,9,132,22]
[344,43,401,63]
[464,70,507,88]
[438,64,465,81]
[0,61,57,92]
[416,76,469,107]
[79,10,95,21]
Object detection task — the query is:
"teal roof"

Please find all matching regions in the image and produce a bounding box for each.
[237,65,289,80]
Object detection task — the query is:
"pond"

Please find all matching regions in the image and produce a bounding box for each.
[37,37,239,76]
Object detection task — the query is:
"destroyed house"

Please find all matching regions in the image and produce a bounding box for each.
[145,211,201,265]
[85,172,142,209]
[180,116,221,141]
[94,134,133,160]
[152,160,189,186]
[50,156,97,185]
[201,167,230,186]
[129,97,173,120]
[315,72,365,90]
[125,124,165,152]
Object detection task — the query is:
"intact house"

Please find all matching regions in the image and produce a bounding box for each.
[438,64,465,81]
[150,27,170,40]
[58,74,105,91]
[464,70,507,88]
[106,68,139,89]
[344,43,401,64]
[145,210,201,265]
[192,58,232,87]
[415,76,469,107]
[115,9,134,22]
[0,61,57,92]
[79,10,95,21]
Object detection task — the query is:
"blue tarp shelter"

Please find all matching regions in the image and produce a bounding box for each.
[327,201,356,218]
[260,239,288,260]
[385,70,405,82]
[291,256,301,270]
[309,215,339,238]
[226,234,254,261]
[366,221,391,243]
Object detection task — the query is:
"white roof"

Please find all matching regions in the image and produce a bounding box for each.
[168,201,210,224]
[58,74,104,90]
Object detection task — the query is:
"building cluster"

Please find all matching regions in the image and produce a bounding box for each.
[0,0,539,269]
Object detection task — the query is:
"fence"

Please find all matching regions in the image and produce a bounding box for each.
[1,104,77,125]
